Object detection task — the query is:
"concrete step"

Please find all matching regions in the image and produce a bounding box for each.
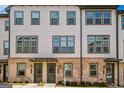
[43,83,56,88]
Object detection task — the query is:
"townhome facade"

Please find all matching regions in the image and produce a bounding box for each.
[1,5,124,86]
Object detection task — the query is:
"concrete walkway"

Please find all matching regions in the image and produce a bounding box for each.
[43,83,56,88]
[13,84,42,88]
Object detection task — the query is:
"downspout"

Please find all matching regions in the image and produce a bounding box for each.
[80,7,83,85]
[116,10,119,86]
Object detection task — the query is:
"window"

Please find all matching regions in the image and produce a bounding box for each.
[64,64,73,77]
[89,64,98,76]
[86,11,111,25]
[5,21,9,31]
[15,11,23,25]
[88,35,110,53]
[121,16,124,29]
[50,11,59,25]
[67,11,76,25]
[31,11,40,25]
[53,36,75,53]
[3,41,9,55]
[17,63,26,76]
[16,36,38,53]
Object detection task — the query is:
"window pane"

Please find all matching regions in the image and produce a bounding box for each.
[53,36,59,47]
[89,64,97,76]
[122,16,124,29]
[17,64,25,76]
[50,11,59,25]
[67,11,76,25]
[103,11,111,24]
[5,21,9,31]
[4,41,9,48]
[32,11,40,18]
[95,12,101,24]
[86,12,94,24]
[64,64,72,77]
[15,11,23,18]
[61,37,67,47]
[31,11,40,25]
[68,37,74,47]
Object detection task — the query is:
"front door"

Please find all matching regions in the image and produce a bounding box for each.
[47,63,56,83]
[3,64,8,82]
[34,63,42,83]
[106,63,114,85]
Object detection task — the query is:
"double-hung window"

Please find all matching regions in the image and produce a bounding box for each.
[67,11,76,25]
[15,11,23,25]
[53,36,75,53]
[50,11,59,25]
[17,63,26,76]
[16,36,38,53]
[31,11,40,25]
[89,64,98,76]
[5,21,9,31]
[86,11,111,25]
[88,35,110,53]
[121,15,124,29]
[64,64,73,77]
[3,41,9,55]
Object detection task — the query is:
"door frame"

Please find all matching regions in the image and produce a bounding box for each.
[106,63,115,85]
[3,64,8,82]
[47,63,56,83]
[34,63,43,83]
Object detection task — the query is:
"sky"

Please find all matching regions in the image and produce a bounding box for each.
[0,5,124,14]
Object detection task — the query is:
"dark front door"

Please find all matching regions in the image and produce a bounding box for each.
[3,64,8,82]
[47,63,56,83]
[106,63,114,85]
[34,63,42,83]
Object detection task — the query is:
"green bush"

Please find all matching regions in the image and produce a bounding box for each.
[25,80,29,83]
[99,82,108,87]
[13,81,17,83]
[70,81,78,86]
[18,81,23,83]
[85,81,92,87]
[81,81,86,86]
[0,80,3,83]
[57,81,64,85]
[93,82,100,86]
[66,81,70,86]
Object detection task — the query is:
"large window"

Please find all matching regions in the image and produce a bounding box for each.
[17,63,26,76]
[121,15,124,29]
[3,41,9,55]
[31,11,40,25]
[5,21,9,31]
[53,36,75,53]
[16,36,38,53]
[89,64,98,76]
[50,11,59,25]
[64,64,73,77]
[67,11,76,25]
[88,35,110,53]
[86,11,111,25]
[15,11,23,25]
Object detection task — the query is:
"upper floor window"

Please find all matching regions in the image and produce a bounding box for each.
[50,11,59,25]
[88,35,110,53]
[67,11,76,25]
[14,11,23,25]
[53,36,75,53]
[31,11,40,25]
[5,21,9,31]
[16,36,38,53]
[86,11,111,25]
[3,41,9,55]
[121,15,124,29]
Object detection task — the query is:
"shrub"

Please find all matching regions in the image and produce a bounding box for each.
[66,81,70,86]
[0,80,3,83]
[93,82,100,86]
[25,80,29,83]
[70,81,78,86]
[85,81,92,87]
[80,81,86,86]
[18,81,23,83]
[13,81,17,83]
[99,82,108,87]
[57,81,64,85]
